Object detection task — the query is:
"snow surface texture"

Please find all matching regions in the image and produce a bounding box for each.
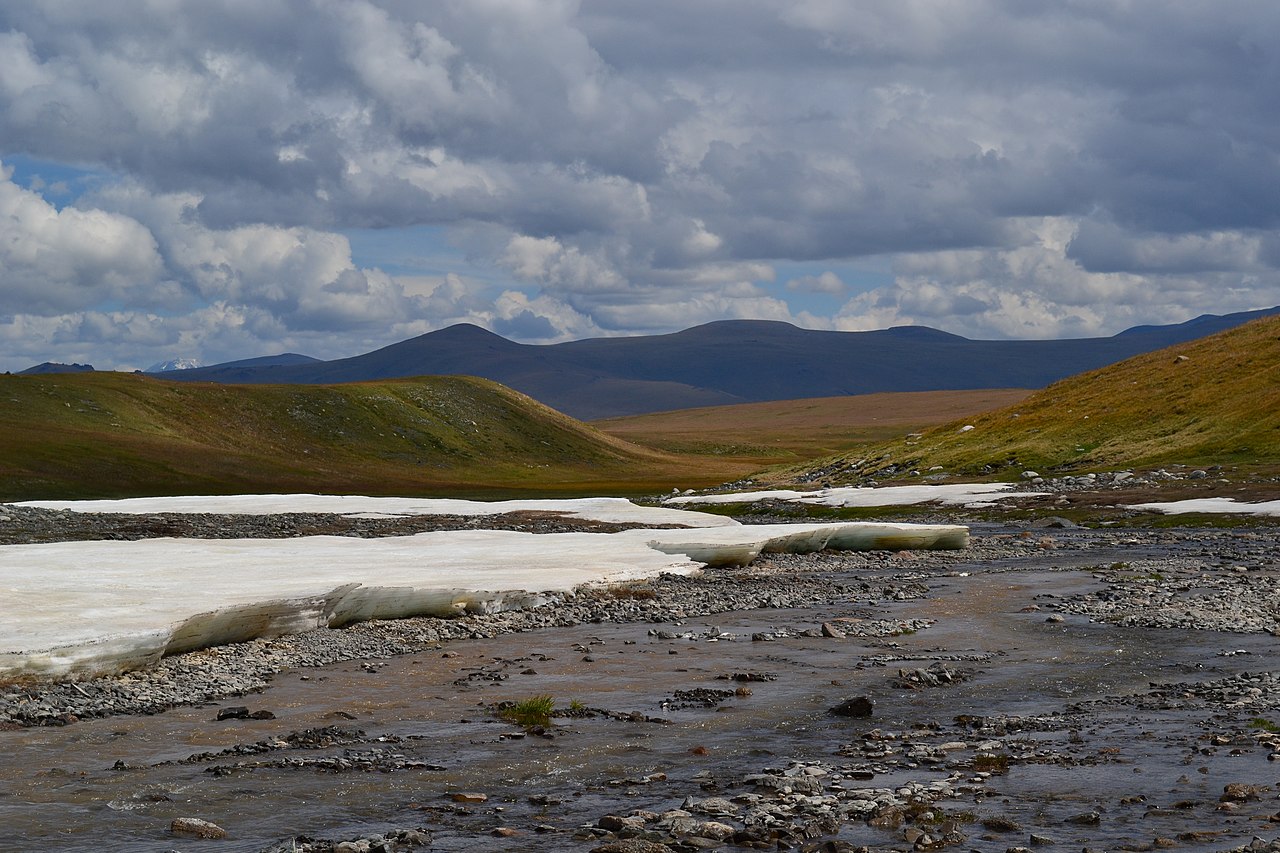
[0,519,967,681]
[665,483,1048,509]
[1131,497,1280,517]
[18,494,737,528]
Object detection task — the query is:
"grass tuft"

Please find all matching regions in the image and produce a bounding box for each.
[494,695,556,729]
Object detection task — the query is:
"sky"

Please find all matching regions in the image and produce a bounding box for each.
[2,1,1279,372]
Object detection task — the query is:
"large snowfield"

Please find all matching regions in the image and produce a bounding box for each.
[1,494,967,681]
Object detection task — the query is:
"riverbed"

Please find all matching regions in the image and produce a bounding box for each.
[1,518,1278,852]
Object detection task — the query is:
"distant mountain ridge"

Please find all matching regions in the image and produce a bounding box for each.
[163,308,1279,418]
[17,362,95,375]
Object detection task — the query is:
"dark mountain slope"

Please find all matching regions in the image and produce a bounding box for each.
[163,307,1280,418]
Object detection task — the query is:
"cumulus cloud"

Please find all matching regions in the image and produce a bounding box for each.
[2,2,1280,369]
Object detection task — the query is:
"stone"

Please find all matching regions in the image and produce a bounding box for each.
[829,696,874,717]
[820,622,845,638]
[171,817,227,838]
[449,792,488,803]
[1223,782,1265,802]
[1064,811,1100,825]
[590,840,674,853]
[982,816,1020,832]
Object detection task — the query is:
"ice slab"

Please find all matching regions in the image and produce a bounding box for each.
[665,483,1047,508]
[0,521,966,682]
[1130,497,1280,517]
[14,494,736,528]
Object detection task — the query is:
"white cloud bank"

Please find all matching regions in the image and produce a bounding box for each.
[2,2,1280,368]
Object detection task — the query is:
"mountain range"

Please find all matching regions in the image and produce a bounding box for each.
[150,308,1279,418]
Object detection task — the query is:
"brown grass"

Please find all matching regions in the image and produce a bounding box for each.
[594,389,1033,464]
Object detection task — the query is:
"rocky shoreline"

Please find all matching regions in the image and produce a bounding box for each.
[2,507,1279,852]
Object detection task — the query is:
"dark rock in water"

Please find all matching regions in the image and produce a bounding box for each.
[1222,783,1266,802]
[1064,811,1101,825]
[1029,516,1080,529]
[215,706,274,721]
[590,839,675,853]
[170,817,227,838]
[828,697,874,717]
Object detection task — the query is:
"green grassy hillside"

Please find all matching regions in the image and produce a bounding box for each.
[0,372,746,500]
[775,313,1280,483]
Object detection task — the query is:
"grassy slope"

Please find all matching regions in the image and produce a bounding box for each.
[0,373,756,500]
[595,389,1033,464]
[771,314,1280,483]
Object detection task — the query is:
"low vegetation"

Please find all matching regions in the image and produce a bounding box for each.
[494,695,556,729]
[773,314,1280,484]
[595,389,1031,464]
[0,372,759,500]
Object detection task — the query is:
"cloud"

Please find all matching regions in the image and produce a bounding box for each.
[786,271,846,294]
[2,2,1280,370]
[0,164,165,314]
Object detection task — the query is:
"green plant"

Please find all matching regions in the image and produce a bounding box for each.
[568,699,586,712]
[1249,717,1280,733]
[495,695,555,729]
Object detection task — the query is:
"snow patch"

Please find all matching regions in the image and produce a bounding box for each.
[17,494,736,528]
[665,483,1047,509]
[1130,497,1280,517]
[0,521,966,681]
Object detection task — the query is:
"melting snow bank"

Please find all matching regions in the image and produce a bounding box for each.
[0,521,965,682]
[1130,497,1280,517]
[15,494,736,528]
[665,482,1046,509]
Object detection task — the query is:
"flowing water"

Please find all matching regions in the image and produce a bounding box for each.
[2,537,1276,851]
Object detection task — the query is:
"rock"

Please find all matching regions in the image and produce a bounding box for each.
[449,792,488,803]
[820,622,845,638]
[1029,516,1079,529]
[492,827,520,837]
[590,840,673,853]
[1029,833,1054,846]
[1223,782,1266,802]
[829,696,874,717]
[216,706,251,720]
[171,817,227,838]
[1064,811,1100,826]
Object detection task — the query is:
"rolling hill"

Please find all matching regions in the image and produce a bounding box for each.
[158,308,1279,418]
[0,373,747,501]
[595,388,1033,464]
[775,313,1280,484]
